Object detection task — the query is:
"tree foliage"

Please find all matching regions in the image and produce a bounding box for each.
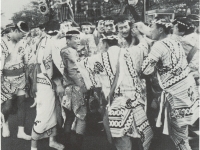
[11,1,49,27]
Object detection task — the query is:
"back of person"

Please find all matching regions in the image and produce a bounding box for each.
[152,36,188,85]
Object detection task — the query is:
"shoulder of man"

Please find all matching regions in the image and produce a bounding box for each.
[61,46,68,53]
[60,46,77,55]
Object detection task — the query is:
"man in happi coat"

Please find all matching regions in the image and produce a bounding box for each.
[30,20,64,150]
[96,16,116,54]
[60,30,87,150]
[115,15,140,48]
[93,16,106,47]
[76,30,153,150]
[79,22,97,56]
[1,22,31,140]
[116,16,148,110]
[141,17,199,150]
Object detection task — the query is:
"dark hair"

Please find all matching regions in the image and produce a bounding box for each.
[65,30,80,40]
[114,15,132,32]
[45,20,60,35]
[62,19,73,23]
[104,16,114,21]
[95,16,105,27]
[154,17,171,34]
[187,14,199,27]
[80,22,92,30]
[173,17,194,35]
[103,39,118,47]
[101,32,118,47]
[37,23,45,30]
[30,26,38,30]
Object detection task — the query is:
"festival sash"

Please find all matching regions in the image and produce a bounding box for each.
[103,49,122,144]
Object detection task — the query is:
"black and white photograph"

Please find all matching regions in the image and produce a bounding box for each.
[1,0,199,150]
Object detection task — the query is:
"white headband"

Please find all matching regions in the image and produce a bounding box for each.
[176,20,194,29]
[102,34,118,40]
[105,20,114,24]
[81,25,91,28]
[152,19,172,28]
[117,20,130,26]
[66,34,80,36]
[47,30,59,34]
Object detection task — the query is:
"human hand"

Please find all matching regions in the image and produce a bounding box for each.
[134,22,151,37]
[131,27,142,37]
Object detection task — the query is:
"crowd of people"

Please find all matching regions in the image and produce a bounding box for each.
[1,14,199,150]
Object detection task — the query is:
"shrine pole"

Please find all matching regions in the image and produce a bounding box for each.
[144,0,146,22]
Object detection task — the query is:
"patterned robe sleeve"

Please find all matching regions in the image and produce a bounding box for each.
[76,53,104,89]
[142,41,165,75]
[1,39,9,70]
[43,39,53,79]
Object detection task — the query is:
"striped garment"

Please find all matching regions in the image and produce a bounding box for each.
[142,35,199,150]
[77,44,153,150]
[1,36,26,103]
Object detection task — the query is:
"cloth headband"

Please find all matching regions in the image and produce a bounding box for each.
[81,25,92,28]
[66,34,80,36]
[152,19,172,28]
[175,20,194,29]
[116,20,130,26]
[105,20,114,24]
[97,20,104,23]
[6,24,15,29]
[102,34,118,40]
[47,30,59,34]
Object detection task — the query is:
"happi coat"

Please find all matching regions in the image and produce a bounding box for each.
[1,36,26,103]
[31,35,58,140]
[77,42,153,150]
[142,35,199,132]
[60,47,87,121]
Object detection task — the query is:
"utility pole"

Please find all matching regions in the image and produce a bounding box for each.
[144,0,146,22]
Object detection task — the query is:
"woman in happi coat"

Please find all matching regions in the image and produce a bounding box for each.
[60,30,87,150]
[30,21,64,150]
[141,17,199,150]
[76,30,153,150]
[1,22,31,140]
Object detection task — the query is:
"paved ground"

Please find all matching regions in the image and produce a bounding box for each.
[1,98,199,150]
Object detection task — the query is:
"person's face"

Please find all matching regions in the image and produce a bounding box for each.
[35,28,41,36]
[118,21,131,38]
[97,20,105,33]
[61,21,72,33]
[150,23,161,40]
[68,35,80,50]
[104,21,114,34]
[82,26,91,34]
[10,29,26,42]
[30,29,37,37]
[101,40,108,51]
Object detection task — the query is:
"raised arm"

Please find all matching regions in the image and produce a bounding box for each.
[141,41,165,75]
